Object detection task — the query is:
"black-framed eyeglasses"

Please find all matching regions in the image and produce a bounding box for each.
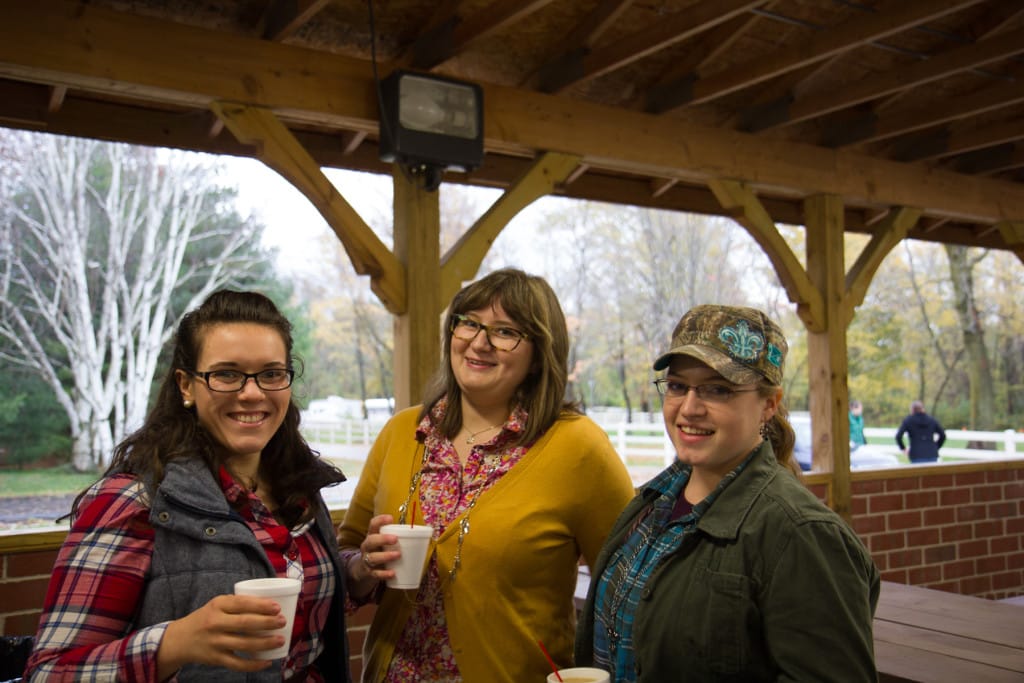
[653,378,759,403]
[449,314,529,351]
[187,368,294,393]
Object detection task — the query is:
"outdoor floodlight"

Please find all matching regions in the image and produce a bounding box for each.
[379,70,484,191]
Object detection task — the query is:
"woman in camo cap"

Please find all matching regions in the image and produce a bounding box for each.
[576,304,880,682]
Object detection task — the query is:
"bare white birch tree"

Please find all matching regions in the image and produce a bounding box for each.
[0,132,266,470]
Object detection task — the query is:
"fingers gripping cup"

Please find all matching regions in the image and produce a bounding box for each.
[380,524,433,589]
[547,667,611,683]
[233,577,302,659]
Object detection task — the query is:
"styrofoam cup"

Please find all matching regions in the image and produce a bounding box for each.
[233,577,301,659]
[547,667,611,683]
[380,523,433,589]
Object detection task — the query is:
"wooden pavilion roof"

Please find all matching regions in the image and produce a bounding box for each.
[1,0,1024,260]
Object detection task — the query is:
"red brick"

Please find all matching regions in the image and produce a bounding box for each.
[853,480,885,495]
[991,536,1020,554]
[959,575,992,596]
[993,570,1024,591]
[906,528,940,547]
[924,545,957,564]
[871,532,905,552]
[852,515,886,535]
[972,484,1003,502]
[957,539,988,559]
[349,604,376,626]
[940,488,971,506]
[1008,552,1024,570]
[887,477,922,492]
[973,520,1004,538]
[943,559,975,580]
[955,504,987,523]
[941,525,973,543]
[0,577,49,612]
[903,490,938,508]
[927,581,960,593]
[851,497,868,515]
[986,469,1014,483]
[888,510,922,531]
[920,473,954,489]
[923,507,955,526]
[976,555,1007,574]
[955,471,987,486]
[1004,482,1024,498]
[987,501,1017,518]
[3,612,41,635]
[870,493,904,513]
[1008,517,1024,534]
[880,569,907,583]
[6,550,59,578]
[888,549,923,569]
[908,565,942,584]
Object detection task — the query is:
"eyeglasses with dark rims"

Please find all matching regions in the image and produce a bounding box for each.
[186,368,295,393]
[449,314,528,351]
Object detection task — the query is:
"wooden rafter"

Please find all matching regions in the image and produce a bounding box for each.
[652,0,984,113]
[261,0,331,41]
[537,0,760,94]
[893,117,1024,163]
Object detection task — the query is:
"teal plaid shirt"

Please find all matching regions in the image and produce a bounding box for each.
[593,451,754,682]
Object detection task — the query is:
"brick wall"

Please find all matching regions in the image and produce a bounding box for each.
[3,459,1023,647]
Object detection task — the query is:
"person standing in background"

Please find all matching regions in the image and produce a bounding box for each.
[895,400,946,463]
[849,399,866,448]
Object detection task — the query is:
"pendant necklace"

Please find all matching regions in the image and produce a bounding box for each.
[463,423,503,444]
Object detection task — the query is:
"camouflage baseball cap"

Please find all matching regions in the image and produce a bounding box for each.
[652,304,788,386]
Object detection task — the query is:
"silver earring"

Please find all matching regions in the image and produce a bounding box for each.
[759,421,768,438]
[183,399,194,409]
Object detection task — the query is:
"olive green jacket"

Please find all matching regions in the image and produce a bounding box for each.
[576,441,880,682]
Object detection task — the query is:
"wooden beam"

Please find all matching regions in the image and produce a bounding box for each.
[997,220,1024,265]
[1,1,1023,227]
[210,102,406,313]
[706,179,825,332]
[653,0,983,112]
[440,151,582,304]
[844,207,921,325]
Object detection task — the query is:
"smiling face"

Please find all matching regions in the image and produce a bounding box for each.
[176,322,291,461]
[662,355,779,481]
[450,301,534,411]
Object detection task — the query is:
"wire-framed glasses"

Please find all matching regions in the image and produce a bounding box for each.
[449,314,528,351]
[653,378,758,403]
[187,368,294,392]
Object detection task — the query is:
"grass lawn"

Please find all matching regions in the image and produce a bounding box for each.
[0,466,100,497]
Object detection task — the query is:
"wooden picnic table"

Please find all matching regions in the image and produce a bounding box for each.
[874,580,1024,682]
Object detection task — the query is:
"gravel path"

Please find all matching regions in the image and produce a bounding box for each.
[0,494,77,530]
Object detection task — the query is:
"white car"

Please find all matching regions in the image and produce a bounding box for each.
[790,412,899,471]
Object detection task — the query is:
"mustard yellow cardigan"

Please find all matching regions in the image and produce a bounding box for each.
[338,406,635,683]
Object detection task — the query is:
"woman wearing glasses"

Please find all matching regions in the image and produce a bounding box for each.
[338,268,635,682]
[26,291,351,682]
[576,305,879,682]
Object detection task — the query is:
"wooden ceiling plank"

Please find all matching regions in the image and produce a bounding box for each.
[763,26,1024,132]
[826,79,1024,148]
[658,0,985,112]
[262,0,332,41]
[897,117,1024,163]
[411,0,555,70]
[538,0,761,94]
[2,1,1024,230]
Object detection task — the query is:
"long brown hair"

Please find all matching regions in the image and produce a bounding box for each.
[418,268,579,446]
[758,385,800,477]
[73,290,345,528]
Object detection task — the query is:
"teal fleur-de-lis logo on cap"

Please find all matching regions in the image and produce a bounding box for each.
[766,343,783,368]
[718,321,764,360]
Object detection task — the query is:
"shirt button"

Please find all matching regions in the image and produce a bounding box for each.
[204,526,217,537]
[157,512,170,523]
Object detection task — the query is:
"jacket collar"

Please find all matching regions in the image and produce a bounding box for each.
[694,440,779,541]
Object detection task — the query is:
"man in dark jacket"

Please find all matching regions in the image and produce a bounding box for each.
[896,400,946,463]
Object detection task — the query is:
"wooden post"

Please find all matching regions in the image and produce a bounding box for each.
[391,169,442,411]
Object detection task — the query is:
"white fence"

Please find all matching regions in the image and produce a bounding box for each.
[302,415,1024,468]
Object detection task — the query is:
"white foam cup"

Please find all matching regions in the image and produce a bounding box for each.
[547,667,611,683]
[379,523,434,589]
[233,577,301,659]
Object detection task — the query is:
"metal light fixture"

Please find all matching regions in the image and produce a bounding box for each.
[378,70,484,191]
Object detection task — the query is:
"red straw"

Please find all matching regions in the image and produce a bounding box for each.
[537,640,562,682]
[409,501,417,527]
